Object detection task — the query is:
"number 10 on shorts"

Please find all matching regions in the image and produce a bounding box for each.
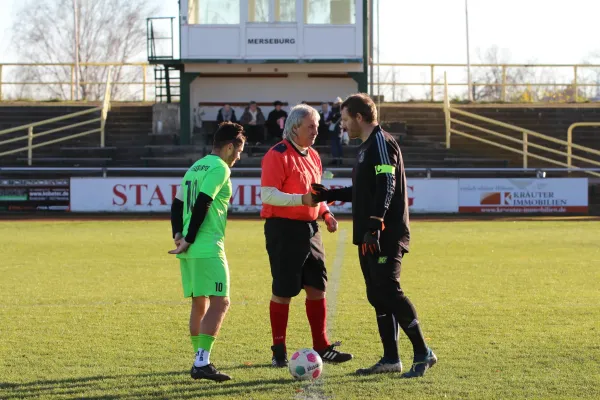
[215,282,223,292]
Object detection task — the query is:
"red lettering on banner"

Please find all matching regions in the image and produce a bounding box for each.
[129,184,148,206]
[112,184,127,206]
[250,185,261,205]
[170,184,180,201]
[149,186,167,205]
[230,185,245,205]
[407,185,414,207]
[229,184,262,206]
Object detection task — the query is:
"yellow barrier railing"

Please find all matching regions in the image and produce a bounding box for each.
[2,62,600,103]
[0,62,148,102]
[371,62,600,103]
[567,123,600,170]
[0,68,113,165]
[443,73,600,177]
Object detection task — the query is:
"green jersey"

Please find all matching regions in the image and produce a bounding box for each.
[177,154,232,259]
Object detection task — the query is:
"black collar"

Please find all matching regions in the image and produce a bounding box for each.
[369,125,382,138]
[285,139,308,157]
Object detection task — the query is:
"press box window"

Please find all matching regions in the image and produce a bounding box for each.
[249,0,297,23]
[189,0,240,24]
[305,0,355,24]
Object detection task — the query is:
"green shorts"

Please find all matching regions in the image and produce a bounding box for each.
[179,257,230,298]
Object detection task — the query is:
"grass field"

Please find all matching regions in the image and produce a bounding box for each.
[1,218,599,400]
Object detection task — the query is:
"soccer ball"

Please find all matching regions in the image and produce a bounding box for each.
[289,348,323,381]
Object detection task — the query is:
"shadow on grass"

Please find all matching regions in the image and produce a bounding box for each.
[227,362,274,370]
[0,369,297,399]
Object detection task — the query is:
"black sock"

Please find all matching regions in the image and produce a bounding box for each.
[375,310,399,362]
[393,295,428,356]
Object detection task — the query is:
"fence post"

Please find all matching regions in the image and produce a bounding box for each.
[573,66,578,102]
[522,131,528,168]
[71,65,75,101]
[444,72,451,149]
[27,126,33,166]
[142,65,147,102]
[430,65,435,101]
[567,124,573,173]
[100,66,113,148]
[0,64,3,101]
[501,65,507,102]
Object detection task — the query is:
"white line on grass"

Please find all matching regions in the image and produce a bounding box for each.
[296,229,347,400]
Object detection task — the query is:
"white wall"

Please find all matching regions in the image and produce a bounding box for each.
[179,0,363,61]
[190,73,358,120]
[182,25,361,60]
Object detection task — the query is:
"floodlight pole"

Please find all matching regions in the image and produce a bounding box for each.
[369,0,374,96]
[73,0,80,101]
[465,0,473,102]
[376,0,381,112]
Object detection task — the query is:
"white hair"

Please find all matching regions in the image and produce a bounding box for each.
[282,104,320,140]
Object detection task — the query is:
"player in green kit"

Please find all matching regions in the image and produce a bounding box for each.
[169,122,246,382]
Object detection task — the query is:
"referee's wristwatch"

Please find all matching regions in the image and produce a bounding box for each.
[321,211,334,221]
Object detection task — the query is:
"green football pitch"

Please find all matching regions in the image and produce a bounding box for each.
[1,218,599,399]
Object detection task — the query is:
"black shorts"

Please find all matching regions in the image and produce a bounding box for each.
[358,239,406,308]
[264,218,327,298]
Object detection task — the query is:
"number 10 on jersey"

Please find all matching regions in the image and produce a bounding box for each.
[185,180,198,213]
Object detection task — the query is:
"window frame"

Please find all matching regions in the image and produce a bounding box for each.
[304,0,356,25]
[248,0,298,24]
[195,0,242,25]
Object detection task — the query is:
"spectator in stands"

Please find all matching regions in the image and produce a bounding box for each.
[240,101,266,145]
[217,104,238,124]
[327,97,344,166]
[266,101,288,143]
[317,102,332,145]
[193,104,205,142]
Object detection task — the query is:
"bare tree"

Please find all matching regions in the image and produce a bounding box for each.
[578,51,600,100]
[11,0,159,101]
[471,45,537,102]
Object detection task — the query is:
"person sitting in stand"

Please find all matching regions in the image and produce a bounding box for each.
[240,101,266,145]
[266,101,288,143]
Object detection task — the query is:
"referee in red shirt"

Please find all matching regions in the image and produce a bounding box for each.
[260,104,353,368]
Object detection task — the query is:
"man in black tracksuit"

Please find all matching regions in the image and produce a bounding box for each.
[311,93,437,377]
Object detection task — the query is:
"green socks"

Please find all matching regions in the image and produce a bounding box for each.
[191,334,216,353]
[191,334,216,367]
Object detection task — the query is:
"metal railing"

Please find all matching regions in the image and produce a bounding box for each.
[2,62,600,103]
[0,62,148,102]
[0,68,113,165]
[147,17,176,61]
[371,63,600,103]
[443,73,600,177]
[0,166,599,180]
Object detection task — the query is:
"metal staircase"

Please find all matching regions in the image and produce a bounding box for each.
[146,17,181,103]
[154,65,181,103]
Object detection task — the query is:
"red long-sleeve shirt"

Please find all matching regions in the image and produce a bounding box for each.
[260,140,327,221]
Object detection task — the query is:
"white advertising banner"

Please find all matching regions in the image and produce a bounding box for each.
[407,179,459,213]
[70,178,460,214]
[70,178,178,212]
[458,178,589,213]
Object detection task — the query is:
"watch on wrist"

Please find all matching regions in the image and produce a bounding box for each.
[322,211,334,220]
